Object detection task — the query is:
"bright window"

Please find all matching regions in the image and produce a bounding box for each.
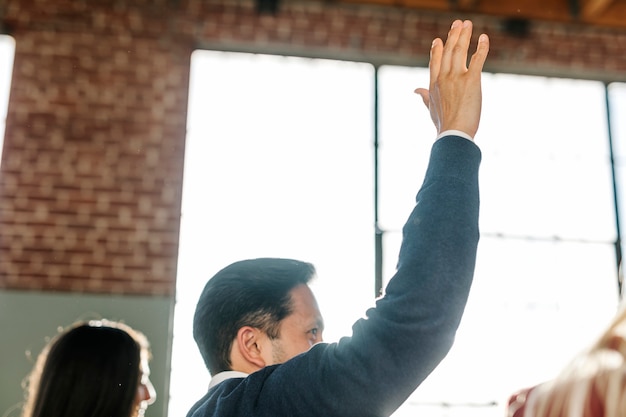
[0,35,15,162]
[170,51,375,415]
[172,52,622,417]
[380,69,620,415]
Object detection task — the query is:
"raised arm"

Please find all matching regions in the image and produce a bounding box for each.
[256,19,490,416]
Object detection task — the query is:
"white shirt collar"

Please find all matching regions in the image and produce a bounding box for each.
[208,370,249,389]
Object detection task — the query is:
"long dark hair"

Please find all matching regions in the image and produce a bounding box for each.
[22,320,149,417]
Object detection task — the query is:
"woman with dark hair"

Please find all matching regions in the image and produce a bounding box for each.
[21,319,156,417]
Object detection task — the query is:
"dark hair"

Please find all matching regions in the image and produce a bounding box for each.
[193,257,316,375]
[22,320,150,417]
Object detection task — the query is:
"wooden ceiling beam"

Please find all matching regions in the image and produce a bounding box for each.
[580,0,615,18]
[335,0,626,30]
[446,0,478,10]
[457,0,478,8]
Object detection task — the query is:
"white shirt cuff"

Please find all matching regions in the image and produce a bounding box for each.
[436,130,473,141]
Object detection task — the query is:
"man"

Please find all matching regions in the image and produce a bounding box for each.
[189,19,489,417]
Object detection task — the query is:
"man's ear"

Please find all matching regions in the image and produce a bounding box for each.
[235,326,267,369]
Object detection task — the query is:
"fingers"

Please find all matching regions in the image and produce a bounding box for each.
[441,20,478,73]
[468,33,490,75]
[428,38,443,90]
[440,20,462,74]
[452,20,473,71]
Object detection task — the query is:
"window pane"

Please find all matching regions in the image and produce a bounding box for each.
[377,65,432,234]
[380,69,615,241]
[0,35,15,162]
[479,75,615,241]
[171,51,374,415]
[408,238,617,409]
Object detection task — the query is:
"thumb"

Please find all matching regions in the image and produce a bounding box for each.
[414,88,430,109]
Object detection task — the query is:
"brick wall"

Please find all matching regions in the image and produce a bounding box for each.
[0,0,191,295]
[1,0,626,296]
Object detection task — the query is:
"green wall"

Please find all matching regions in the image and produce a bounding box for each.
[0,290,174,417]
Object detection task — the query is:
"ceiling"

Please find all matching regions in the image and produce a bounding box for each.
[335,0,626,30]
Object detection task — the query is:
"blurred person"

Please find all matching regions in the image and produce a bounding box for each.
[508,303,626,417]
[188,18,490,417]
[21,319,156,417]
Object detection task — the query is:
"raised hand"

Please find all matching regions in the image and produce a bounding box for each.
[415,20,490,140]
